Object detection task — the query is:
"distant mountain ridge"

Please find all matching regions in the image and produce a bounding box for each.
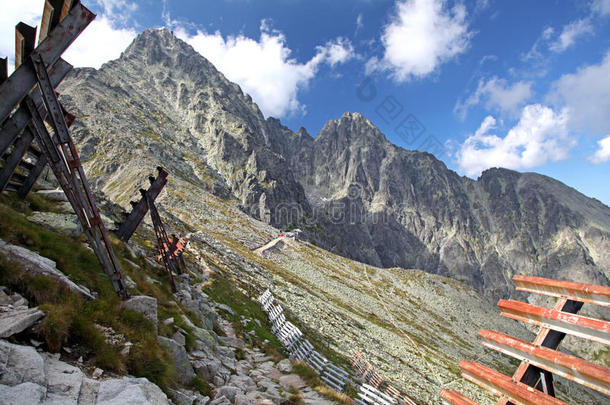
[58,28,610,303]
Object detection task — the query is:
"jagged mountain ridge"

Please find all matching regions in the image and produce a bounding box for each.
[57,28,610,303]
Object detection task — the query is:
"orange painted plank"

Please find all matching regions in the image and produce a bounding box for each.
[440,389,480,405]
[498,300,610,345]
[480,329,610,396]
[513,275,610,307]
[460,361,568,405]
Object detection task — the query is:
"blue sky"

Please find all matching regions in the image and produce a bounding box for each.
[2,0,609,205]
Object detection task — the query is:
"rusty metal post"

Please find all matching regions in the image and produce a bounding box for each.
[144,190,176,291]
[0,129,34,192]
[15,23,37,69]
[0,58,7,84]
[115,167,168,241]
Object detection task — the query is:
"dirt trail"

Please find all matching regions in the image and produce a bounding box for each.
[253,236,286,255]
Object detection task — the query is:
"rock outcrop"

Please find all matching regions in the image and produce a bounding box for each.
[57,28,610,305]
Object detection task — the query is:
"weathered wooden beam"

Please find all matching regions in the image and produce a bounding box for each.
[18,154,48,198]
[115,167,168,242]
[0,58,7,85]
[513,275,610,307]
[480,329,610,396]
[498,299,610,345]
[0,1,94,123]
[439,389,480,405]
[0,129,34,192]
[0,58,72,157]
[460,361,568,405]
[39,0,75,43]
[15,23,37,69]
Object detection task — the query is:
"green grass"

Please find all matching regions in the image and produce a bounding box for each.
[0,192,207,392]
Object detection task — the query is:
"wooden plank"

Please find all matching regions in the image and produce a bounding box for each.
[498,299,610,345]
[460,361,568,405]
[440,389,480,405]
[513,275,610,307]
[0,129,34,192]
[0,1,94,123]
[15,23,37,69]
[480,329,610,396]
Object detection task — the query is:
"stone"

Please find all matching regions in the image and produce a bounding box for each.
[97,376,170,405]
[78,378,100,404]
[157,337,195,384]
[193,358,221,382]
[27,212,82,236]
[36,189,68,202]
[212,386,241,402]
[0,382,46,404]
[163,317,174,326]
[217,336,244,349]
[0,240,95,300]
[122,295,158,332]
[0,289,11,305]
[92,367,104,379]
[234,393,251,405]
[0,307,44,338]
[276,359,292,373]
[0,339,45,386]
[208,396,231,405]
[278,374,305,389]
[173,331,186,346]
[44,355,84,404]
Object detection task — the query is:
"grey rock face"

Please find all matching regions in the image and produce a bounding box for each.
[157,337,196,385]
[96,376,170,405]
[0,340,46,386]
[0,239,95,300]
[0,307,44,338]
[122,295,158,332]
[57,29,610,307]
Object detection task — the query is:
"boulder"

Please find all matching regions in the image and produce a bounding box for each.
[36,189,68,202]
[193,358,221,382]
[213,385,241,402]
[122,295,158,333]
[157,337,195,384]
[0,382,46,404]
[43,355,84,404]
[97,376,170,405]
[27,212,82,236]
[0,240,95,300]
[276,359,292,373]
[0,339,45,386]
[0,307,44,338]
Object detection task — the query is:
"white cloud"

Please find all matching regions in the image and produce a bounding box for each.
[0,0,42,70]
[549,19,593,52]
[457,104,574,177]
[368,0,472,81]
[455,76,532,119]
[174,22,355,117]
[63,16,137,69]
[589,135,610,164]
[547,51,610,134]
[356,13,364,33]
[592,0,610,16]
[0,0,137,71]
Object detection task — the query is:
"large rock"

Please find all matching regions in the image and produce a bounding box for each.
[0,307,44,338]
[212,386,241,403]
[0,240,95,300]
[97,376,170,405]
[0,340,45,386]
[27,212,82,236]
[122,296,158,332]
[0,382,46,404]
[43,355,84,404]
[36,189,69,202]
[157,337,195,385]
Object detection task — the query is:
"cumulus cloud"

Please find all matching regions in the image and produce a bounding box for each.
[455,77,532,119]
[368,0,472,81]
[63,16,137,68]
[549,19,593,52]
[588,135,610,164]
[174,22,355,117]
[457,104,574,177]
[0,0,42,70]
[0,0,137,71]
[592,0,610,16]
[547,51,610,134]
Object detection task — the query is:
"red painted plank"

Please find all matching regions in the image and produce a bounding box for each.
[460,361,569,405]
[440,389,480,405]
[513,275,610,307]
[498,300,610,345]
[480,329,610,396]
